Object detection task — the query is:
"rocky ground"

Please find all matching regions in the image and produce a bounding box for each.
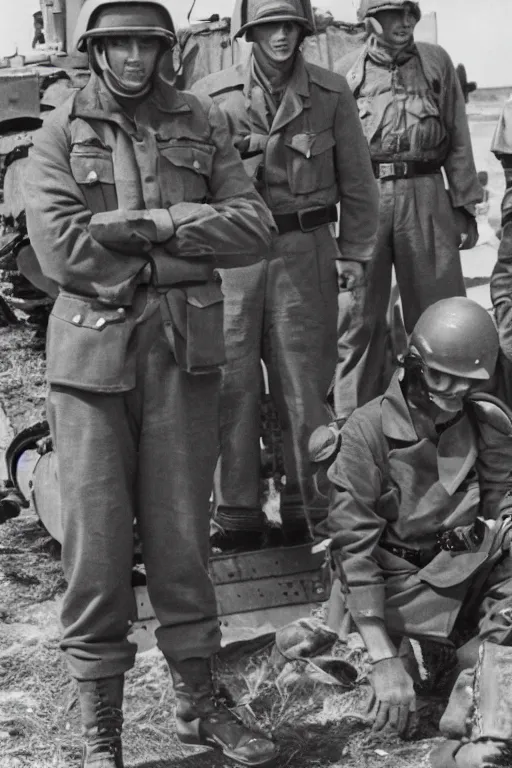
[0,108,507,768]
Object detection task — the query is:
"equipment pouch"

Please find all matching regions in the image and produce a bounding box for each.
[161,282,225,374]
[46,291,136,392]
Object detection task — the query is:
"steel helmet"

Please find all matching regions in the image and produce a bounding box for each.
[74,0,176,53]
[231,0,315,40]
[357,0,421,22]
[409,297,499,381]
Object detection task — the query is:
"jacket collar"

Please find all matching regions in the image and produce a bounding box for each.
[381,370,418,442]
[381,371,478,495]
[246,52,311,135]
[72,73,191,133]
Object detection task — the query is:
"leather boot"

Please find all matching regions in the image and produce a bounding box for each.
[78,676,124,768]
[168,657,277,767]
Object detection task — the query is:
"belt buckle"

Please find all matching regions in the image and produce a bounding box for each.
[379,162,396,180]
[297,206,324,233]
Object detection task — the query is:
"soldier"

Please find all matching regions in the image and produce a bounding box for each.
[23,1,278,766]
[335,0,483,410]
[490,97,512,410]
[194,0,379,549]
[321,297,512,765]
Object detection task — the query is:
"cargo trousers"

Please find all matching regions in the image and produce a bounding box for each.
[47,295,222,681]
[335,174,467,413]
[214,226,339,533]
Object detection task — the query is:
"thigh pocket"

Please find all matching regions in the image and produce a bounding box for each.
[47,292,136,392]
[161,282,225,374]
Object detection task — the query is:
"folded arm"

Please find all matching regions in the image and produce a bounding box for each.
[25,116,150,306]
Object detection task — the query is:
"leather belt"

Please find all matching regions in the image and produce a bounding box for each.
[372,160,443,180]
[273,205,338,235]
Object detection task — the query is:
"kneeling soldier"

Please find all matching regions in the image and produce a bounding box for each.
[320,297,512,765]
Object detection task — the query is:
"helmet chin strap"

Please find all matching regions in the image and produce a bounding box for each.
[92,42,154,101]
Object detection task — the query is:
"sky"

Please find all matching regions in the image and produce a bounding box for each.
[1,0,512,88]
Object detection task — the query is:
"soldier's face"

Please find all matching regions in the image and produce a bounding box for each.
[104,36,161,86]
[422,366,473,414]
[374,7,418,47]
[252,21,302,63]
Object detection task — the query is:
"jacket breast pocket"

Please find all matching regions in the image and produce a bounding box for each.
[285,129,336,195]
[158,141,214,205]
[161,282,225,374]
[70,145,118,213]
[46,292,136,393]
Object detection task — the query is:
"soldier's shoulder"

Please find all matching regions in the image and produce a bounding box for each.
[416,41,453,67]
[469,393,512,436]
[306,61,351,94]
[492,98,512,158]
[192,63,246,98]
[333,48,363,77]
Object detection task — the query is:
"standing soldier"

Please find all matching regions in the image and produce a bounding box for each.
[335,0,482,409]
[23,1,278,766]
[194,0,379,549]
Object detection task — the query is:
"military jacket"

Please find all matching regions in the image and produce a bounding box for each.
[194,54,379,264]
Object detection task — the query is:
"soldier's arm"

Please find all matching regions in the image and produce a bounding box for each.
[438,45,482,210]
[165,99,275,267]
[327,417,397,662]
[333,78,379,264]
[25,113,150,307]
[491,100,512,334]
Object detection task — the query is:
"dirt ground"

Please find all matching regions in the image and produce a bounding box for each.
[0,104,507,768]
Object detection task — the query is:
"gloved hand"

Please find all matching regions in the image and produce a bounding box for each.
[335,260,366,290]
[453,207,479,250]
[368,657,416,735]
[89,209,174,252]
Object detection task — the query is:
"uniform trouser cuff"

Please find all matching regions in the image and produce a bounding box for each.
[65,649,136,682]
[214,506,266,532]
[156,619,222,664]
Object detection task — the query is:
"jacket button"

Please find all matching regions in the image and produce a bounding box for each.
[95,317,106,329]
[85,170,98,185]
[193,160,201,170]
[117,307,126,317]
[72,314,83,325]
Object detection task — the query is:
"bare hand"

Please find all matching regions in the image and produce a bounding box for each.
[368,657,416,736]
[336,260,366,291]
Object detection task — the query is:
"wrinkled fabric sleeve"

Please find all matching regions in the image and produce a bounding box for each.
[24,113,150,307]
[334,78,379,263]
[165,100,275,265]
[439,47,482,210]
[326,416,387,620]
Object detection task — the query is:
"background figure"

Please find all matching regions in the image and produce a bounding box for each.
[23,1,277,765]
[32,10,45,48]
[334,0,482,416]
[194,0,379,550]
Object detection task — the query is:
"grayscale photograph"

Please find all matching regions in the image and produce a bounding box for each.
[0,1,511,766]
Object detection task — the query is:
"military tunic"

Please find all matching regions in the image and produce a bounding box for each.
[194,54,379,528]
[326,372,512,645]
[335,40,483,414]
[24,73,274,680]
